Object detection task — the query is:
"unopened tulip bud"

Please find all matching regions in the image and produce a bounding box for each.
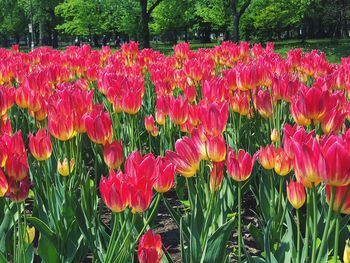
[286,179,306,209]
[271,129,280,143]
[344,239,350,263]
[57,158,75,176]
[24,226,35,244]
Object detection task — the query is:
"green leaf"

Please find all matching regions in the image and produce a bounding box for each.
[202,218,235,263]
[37,234,60,263]
[248,223,264,251]
[26,216,55,239]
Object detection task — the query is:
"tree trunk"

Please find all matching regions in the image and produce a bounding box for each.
[52,30,58,48]
[140,0,150,48]
[232,15,239,42]
[39,22,44,46]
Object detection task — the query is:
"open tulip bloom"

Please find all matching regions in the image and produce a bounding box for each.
[1,41,350,263]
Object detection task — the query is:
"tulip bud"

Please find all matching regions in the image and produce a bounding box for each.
[151,127,159,137]
[144,115,155,132]
[274,148,293,176]
[344,239,350,263]
[326,184,350,214]
[270,129,280,143]
[286,179,306,209]
[138,230,163,263]
[24,226,35,244]
[29,129,52,161]
[210,161,224,192]
[103,141,123,169]
[153,157,175,193]
[57,158,75,176]
[259,144,276,170]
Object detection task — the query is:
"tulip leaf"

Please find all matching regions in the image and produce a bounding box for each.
[180,217,189,263]
[0,252,7,263]
[248,223,264,251]
[26,216,55,239]
[202,218,235,263]
[37,234,60,263]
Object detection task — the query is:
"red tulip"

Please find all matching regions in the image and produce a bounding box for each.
[235,64,259,91]
[0,117,12,136]
[326,184,350,214]
[0,168,8,197]
[153,157,176,193]
[125,151,156,213]
[206,135,227,162]
[169,96,188,125]
[29,129,52,161]
[286,179,306,209]
[99,170,128,213]
[48,94,76,141]
[259,144,276,170]
[84,105,113,145]
[290,99,311,126]
[166,136,200,177]
[103,140,124,170]
[321,135,350,186]
[5,152,28,181]
[138,229,163,263]
[0,87,14,117]
[227,148,257,182]
[293,137,324,188]
[274,148,293,176]
[229,91,250,116]
[210,161,224,192]
[321,108,346,135]
[200,102,228,137]
[191,127,209,161]
[144,115,155,132]
[282,124,314,159]
[253,89,273,119]
[0,138,8,167]
[6,177,30,202]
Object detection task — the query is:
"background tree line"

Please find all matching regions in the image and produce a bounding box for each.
[0,0,349,49]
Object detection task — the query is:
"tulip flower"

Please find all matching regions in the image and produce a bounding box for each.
[103,140,123,170]
[293,137,324,188]
[227,148,257,182]
[84,105,113,145]
[24,226,36,244]
[200,102,229,137]
[29,129,52,161]
[282,124,314,159]
[344,240,350,263]
[259,144,276,170]
[253,89,273,119]
[270,129,280,143]
[321,135,350,186]
[321,107,346,135]
[191,127,209,161]
[0,138,8,167]
[286,179,306,209]
[166,137,200,177]
[153,157,176,193]
[0,87,15,117]
[138,229,163,263]
[6,177,30,202]
[229,91,250,116]
[5,152,28,181]
[100,170,128,213]
[169,96,189,125]
[0,168,8,197]
[206,135,227,162]
[144,115,155,132]
[326,184,350,214]
[124,151,156,213]
[274,148,293,176]
[57,158,75,177]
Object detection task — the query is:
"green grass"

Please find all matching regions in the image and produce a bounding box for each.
[151,39,350,63]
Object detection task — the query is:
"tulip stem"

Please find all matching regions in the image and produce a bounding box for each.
[237,181,242,263]
[317,186,336,262]
[304,190,311,262]
[311,185,317,263]
[333,213,340,262]
[105,213,127,263]
[277,177,284,217]
[296,209,301,263]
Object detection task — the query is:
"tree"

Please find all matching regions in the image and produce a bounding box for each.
[151,0,195,43]
[55,0,103,45]
[230,0,252,42]
[0,0,27,47]
[139,0,164,48]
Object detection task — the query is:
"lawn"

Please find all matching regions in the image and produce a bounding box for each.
[151,38,350,63]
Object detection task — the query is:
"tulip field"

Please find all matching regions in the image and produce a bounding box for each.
[1,41,350,263]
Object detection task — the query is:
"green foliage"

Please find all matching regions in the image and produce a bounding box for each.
[0,0,27,38]
[55,0,103,36]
